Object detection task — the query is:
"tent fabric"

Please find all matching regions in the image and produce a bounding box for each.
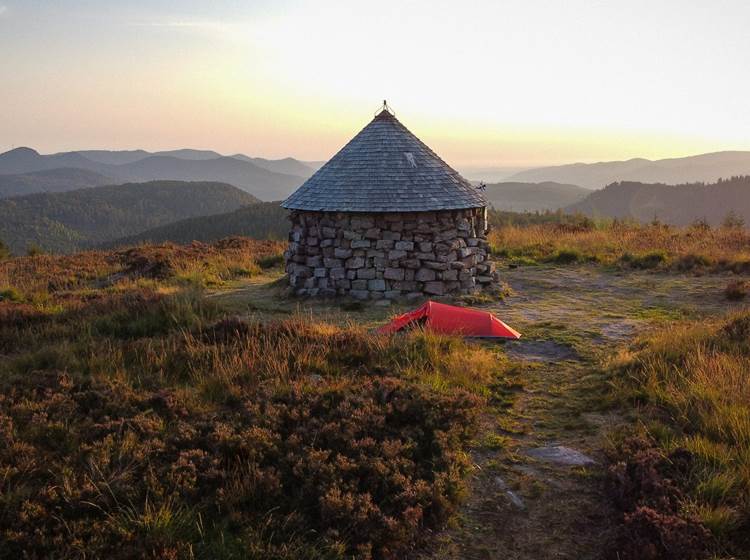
[377,301,521,339]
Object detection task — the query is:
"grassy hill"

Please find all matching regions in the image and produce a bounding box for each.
[0,167,113,198]
[0,181,259,254]
[484,181,589,212]
[566,176,750,225]
[510,151,750,190]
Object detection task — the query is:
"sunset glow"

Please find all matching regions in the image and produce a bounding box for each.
[2,0,749,166]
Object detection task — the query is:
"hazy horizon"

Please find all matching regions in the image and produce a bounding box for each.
[2,1,750,167]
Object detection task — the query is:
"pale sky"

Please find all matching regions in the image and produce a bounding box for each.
[1,0,749,166]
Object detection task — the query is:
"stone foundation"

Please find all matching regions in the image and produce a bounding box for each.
[284,208,499,300]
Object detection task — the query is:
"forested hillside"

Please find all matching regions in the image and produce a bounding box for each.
[566,176,750,225]
[484,181,589,212]
[0,168,113,198]
[109,201,289,246]
[0,181,259,254]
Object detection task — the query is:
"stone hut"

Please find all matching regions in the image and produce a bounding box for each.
[281,105,496,300]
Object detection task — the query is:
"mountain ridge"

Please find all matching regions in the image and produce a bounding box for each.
[509,151,750,189]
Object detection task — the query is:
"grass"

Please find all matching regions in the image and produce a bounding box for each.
[0,237,510,559]
[488,221,750,272]
[609,311,750,558]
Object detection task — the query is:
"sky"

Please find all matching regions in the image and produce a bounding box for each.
[1,0,749,167]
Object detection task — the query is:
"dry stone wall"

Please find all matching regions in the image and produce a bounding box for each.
[285,208,498,300]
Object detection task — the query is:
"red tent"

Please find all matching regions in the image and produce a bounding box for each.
[377,300,521,339]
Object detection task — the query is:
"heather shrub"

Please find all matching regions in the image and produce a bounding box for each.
[0,246,501,559]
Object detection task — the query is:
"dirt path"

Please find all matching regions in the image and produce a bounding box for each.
[421,265,745,559]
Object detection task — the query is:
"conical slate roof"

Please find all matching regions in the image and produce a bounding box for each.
[282,109,486,212]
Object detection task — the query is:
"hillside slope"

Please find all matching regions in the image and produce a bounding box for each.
[0,148,307,200]
[484,181,589,212]
[511,151,750,189]
[109,201,289,247]
[566,176,750,225]
[0,168,113,198]
[0,180,259,254]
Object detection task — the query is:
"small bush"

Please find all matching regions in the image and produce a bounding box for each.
[0,287,23,302]
[676,253,713,271]
[257,253,285,269]
[550,248,583,264]
[724,280,748,301]
[621,250,668,269]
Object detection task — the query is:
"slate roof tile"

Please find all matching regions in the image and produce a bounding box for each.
[282,109,486,212]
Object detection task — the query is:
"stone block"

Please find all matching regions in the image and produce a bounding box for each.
[382,231,402,241]
[388,250,407,260]
[351,217,374,229]
[384,290,401,299]
[352,279,368,290]
[345,257,365,269]
[393,280,418,291]
[368,278,386,291]
[343,230,362,241]
[330,267,346,279]
[402,259,421,269]
[394,240,414,251]
[364,228,381,239]
[350,290,369,300]
[423,281,445,295]
[336,279,351,289]
[334,248,352,259]
[323,258,342,268]
[313,267,327,278]
[346,270,357,280]
[419,242,433,252]
[477,275,493,283]
[422,261,449,271]
[384,267,405,281]
[357,268,377,280]
[376,239,395,250]
[415,252,436,260]
[415,268,436,282]
[321,227,337,238]
[307,237,319,246]
[441,269,458,281]
[350,239,371,249]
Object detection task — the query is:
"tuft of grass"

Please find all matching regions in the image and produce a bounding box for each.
[610,311,750,556]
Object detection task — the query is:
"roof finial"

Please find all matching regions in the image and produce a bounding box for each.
[375,99,395,118]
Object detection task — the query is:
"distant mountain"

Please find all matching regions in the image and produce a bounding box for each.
[0,147,308,200]
[0,168,113,198]
[0,147,113,175]
[72,150,151,165]
[232,155,316,177]
[510,151,750,190]
[113,155,304,200]
[109,201,289,247]
[483,181,589,212]
[460,166,532,183]
[0,180,259,254]
[566,176,750,225]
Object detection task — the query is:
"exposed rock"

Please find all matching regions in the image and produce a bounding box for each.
[525,445,595,466]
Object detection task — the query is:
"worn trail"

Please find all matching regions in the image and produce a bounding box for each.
[422,266,740,559]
